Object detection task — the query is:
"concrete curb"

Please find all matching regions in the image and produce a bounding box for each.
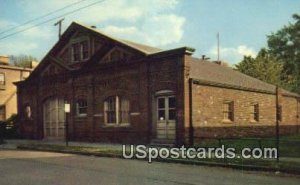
[17,145,300,176]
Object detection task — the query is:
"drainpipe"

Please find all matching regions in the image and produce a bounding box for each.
[147,60,152,144]
[189,78,194,146]
[296,98,300,133]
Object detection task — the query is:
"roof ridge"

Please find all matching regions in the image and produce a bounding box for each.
[72,22,163,54]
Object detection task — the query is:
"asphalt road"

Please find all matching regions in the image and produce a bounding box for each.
[0,150,299,185]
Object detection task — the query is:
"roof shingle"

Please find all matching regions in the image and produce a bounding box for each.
[189,57,299,97]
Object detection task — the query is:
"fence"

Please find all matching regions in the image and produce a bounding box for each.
[195,136,300,160]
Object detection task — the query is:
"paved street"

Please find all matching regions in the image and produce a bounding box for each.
[0,150,299,185]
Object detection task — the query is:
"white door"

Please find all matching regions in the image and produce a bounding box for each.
[156,96,176,140]
[43,98,65,139]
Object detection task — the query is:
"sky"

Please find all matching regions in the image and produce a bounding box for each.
[0,0,299,64]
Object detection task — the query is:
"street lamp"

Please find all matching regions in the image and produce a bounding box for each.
[64,102,70,147]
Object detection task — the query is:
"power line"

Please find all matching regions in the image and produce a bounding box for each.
[0,0,88,35]
[0,0,106,41]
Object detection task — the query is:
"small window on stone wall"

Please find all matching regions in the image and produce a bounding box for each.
[223,101,234,122]
[250,104,259,122]
[76,99,88,117]
[25,105,31,119]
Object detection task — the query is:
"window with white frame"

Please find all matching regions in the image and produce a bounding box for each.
[0,73,5,85]
[72,40,89,62]
[76,99,87,116]
[104,96,129,125]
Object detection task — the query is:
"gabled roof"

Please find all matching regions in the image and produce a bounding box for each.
[18,22,300,98]
[73,22,162,55]
[189,57,300,97]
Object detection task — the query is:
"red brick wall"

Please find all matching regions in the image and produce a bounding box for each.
[16,53,186,144]
[188,83,300,143]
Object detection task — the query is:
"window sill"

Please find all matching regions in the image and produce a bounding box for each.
[75,114,88,118]
[102,123,131,128]
[222,119,234,124]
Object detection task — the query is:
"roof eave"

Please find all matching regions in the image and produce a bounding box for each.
[148,47,195,58]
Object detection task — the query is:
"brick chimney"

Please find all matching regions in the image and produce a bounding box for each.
[212,60,230,67]
[0,55,9,65]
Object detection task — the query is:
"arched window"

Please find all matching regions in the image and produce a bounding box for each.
[76,99,87,116]
[104,96,129,124]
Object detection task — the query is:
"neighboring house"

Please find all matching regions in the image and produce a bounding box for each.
[15,22,300,144]
[0,55,34,121]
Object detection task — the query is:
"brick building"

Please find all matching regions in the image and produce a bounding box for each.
[15,22,300,145]
[0,55,33,121]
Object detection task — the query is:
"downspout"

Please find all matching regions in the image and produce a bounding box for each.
[92,75,96,142]
[296,98,300,133]
[189,78,194,146]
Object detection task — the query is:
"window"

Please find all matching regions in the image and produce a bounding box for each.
[72,40,89,62]
[104,97,116,123]
[72,43,80,62]
[104,96,130,125]
[76,99,87,116]
[25,105,32,119]
[223,101,234,122]
[81,41,89,60]
[0,106,5,121]
[250,104,259,122]
[0,73,5,85]
[157,96,176,121]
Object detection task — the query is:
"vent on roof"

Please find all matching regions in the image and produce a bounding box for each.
[212,60,230,67]
[201,55,210,60]
[91,25,97,29]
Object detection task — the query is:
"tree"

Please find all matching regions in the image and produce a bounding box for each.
[235,49,283,87]
[9,54,39,68]
[267,14,300,93]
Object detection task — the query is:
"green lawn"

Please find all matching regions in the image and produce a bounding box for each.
[16,133,300,174]
[195,134,300,158]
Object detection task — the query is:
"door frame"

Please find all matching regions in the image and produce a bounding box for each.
[153,90,176,142]
[43,97,65,140]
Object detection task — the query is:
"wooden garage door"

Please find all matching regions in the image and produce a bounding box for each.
[43,98,65,139]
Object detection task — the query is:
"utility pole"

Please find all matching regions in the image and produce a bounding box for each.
[275,86,281,163]
[217,32,220,61]
[54,18,65,39]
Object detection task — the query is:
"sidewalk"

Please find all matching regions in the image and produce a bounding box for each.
[0,139,122,150]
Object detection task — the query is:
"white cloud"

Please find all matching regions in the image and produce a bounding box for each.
[20,26,53,39]
[236,45,256,57]
[20,0,179,24]
[3,0,184,58]
[102,14,185,46]
[0,19,17,30]
[0,41,38,55]
[209,45,257,64]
